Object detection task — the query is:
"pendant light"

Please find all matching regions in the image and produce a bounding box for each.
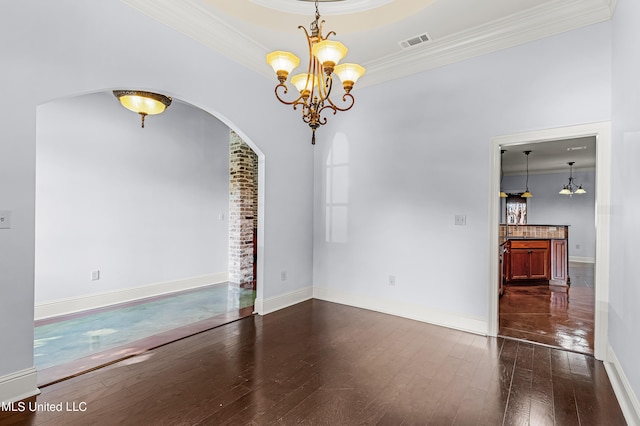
[521,150,532,198]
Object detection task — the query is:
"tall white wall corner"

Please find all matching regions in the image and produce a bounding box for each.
[0,368,40,404]
[606,345,640,426]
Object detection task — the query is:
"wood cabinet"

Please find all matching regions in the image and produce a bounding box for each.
[505,239,550,282]
[550,239,568,285]
[504,238,569,285]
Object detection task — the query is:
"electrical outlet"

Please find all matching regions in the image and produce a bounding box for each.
[91,270,100,281]
[389,275,396,286]
[281,271,287,281]
[454,215,466,226]
[0,210,11,229]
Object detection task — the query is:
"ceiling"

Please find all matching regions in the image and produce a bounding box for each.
[122,0,616,88]
[501,136,596,175]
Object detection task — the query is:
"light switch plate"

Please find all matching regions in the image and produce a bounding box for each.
[0,210,11,229]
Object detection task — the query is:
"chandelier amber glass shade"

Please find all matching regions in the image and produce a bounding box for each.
[266,51,300,82]
[265,0,365,145]
[334,63,366,93]
[311,40,348,72]
[291,73,319,94]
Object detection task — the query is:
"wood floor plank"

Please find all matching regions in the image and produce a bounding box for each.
[499,263,595,354]
[0,300,628,425]
[530,398,555,426]
[552,374,580,426]
[503,364,533,426]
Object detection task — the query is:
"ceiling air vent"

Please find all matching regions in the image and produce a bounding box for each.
[399,33,431,49]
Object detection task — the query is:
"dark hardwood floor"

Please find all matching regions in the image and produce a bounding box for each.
[499,262,595,354]
[1,299,625,425]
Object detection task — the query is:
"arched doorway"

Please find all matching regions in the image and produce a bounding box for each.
[33,90,265,384]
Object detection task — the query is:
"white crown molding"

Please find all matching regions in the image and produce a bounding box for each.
[361,0,615,87]
[122,0,615,88]
[121,0,272,79]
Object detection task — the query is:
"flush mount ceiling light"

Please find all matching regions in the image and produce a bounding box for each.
[559,161,586,196]
[113,90,172,128]
[521,150,533,198]
[266,0,366,145]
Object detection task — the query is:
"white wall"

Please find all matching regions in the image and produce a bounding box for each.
[610,0,640,418]
[35,93,230,305]
[502,169,596,260]
[0,0,313,401]
[313,21,611,333]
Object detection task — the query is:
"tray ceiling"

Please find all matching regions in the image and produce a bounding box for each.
[122,0,615,87]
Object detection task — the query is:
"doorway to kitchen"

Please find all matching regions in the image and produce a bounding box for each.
[489,122,611,360]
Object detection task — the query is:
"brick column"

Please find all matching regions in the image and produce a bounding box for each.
[229,131,258,289]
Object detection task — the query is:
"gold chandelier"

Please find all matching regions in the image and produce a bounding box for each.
[266,0,366,145]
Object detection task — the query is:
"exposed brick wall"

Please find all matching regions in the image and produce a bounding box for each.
[229,131,258,288]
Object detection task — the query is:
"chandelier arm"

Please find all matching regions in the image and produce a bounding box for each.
[323,92,355,112]
[315,73,332,106]
[301,23,318,102]
[317,104,338,121]
[274,83,306,106]
[316,107,329,125]
[299,25,311,39]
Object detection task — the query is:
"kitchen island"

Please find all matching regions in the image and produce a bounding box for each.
[500,225,569,287]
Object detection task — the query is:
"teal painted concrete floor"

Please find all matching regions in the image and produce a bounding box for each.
[34,284,256,371]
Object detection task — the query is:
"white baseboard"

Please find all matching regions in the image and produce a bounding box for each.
[605,346,640,426]
[569,256,595,263]
[34,272,229,320]
[0,368,39,404]
[255,286,313,316]
[313,286,488,336]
